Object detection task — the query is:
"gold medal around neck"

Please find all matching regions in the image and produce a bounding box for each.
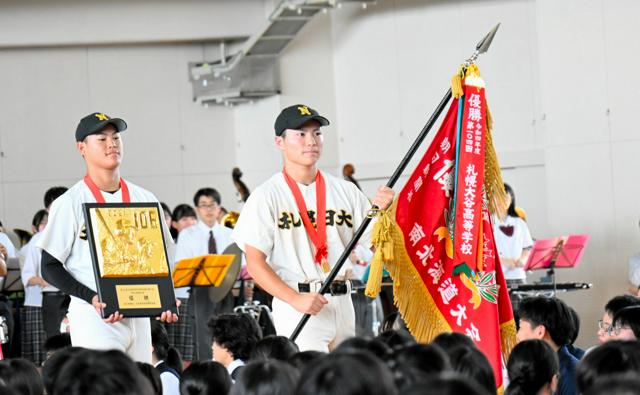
[321,259,331,273]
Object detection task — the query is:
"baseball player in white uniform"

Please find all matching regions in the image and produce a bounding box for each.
[37,112,178,362]
[232,104,394,352]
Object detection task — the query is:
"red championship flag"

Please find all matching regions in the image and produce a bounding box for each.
[365,65,516,390]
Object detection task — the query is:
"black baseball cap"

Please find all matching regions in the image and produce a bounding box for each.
[75,112,127,142]
[274,104,329,136]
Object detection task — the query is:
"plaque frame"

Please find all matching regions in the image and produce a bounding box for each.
[83,202,177,318]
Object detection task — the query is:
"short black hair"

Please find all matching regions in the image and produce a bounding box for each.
[403,372,491,395]
[506,340,558,395]
[136,362,162,395]
[375,329,416,350]
[32,209,48,230]
[41,346,84,394]
[392,344,451,391]
[431,331,476,355]
[251,335,299,361]
[194,188,221,206]
[332,337,392,361]
[208,313,262,361]
[230,359,299,395]
[180,361,231,395]
[612,306,640,339]
[0,358,44,395]
[43,332,72,354]
[605,295,640,317]
[150,320,183,374]
[576,341,640,393]
[171,204,197,222]
[44,186,68,209]
[448,346,495,394]
[518,296,573,347]
[159,202,171,217]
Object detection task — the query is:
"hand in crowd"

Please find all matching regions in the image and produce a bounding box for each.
[156,298,181,323]
[292,292,328,315]
[372,186,395,211]
[91,294,124,323]
[0,243,8,260]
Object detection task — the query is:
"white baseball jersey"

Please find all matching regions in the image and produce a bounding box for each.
[173,221,233,299]
[0,232,17,258]
[492,214,533,280]
[37,179,174,295]
[231,171,372,287]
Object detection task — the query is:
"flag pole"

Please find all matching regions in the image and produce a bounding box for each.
[289,23,501,342]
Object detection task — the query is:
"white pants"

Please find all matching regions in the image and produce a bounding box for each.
[272,293,355,352]
[67,297,152,363]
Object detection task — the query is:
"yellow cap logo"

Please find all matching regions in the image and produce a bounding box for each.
[297,106,311,116]
[95,113,109,121]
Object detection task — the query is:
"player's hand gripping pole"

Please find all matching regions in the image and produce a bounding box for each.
[289,23,501,342]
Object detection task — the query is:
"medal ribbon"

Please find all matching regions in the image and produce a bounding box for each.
[83,174,131,204]
[282,169,327,267]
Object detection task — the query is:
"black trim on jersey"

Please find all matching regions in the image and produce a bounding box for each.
[41,250,97,304]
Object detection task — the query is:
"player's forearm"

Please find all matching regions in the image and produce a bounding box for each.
[246,254,297,304]
[41,250,96,304]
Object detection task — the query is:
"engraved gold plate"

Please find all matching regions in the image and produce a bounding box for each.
[88,207,169,278]
[115,284,162,309]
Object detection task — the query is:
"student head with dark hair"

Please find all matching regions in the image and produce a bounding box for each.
[296,350,397,395]
[517,296,578,395]
[288,350,325,371]
[506,340,559,395]
[610,306,640,341]
[180,361,231,395]
[375,329,416,350]
[31,209,48,233]
[584,374,640,395]
[576,341,640,393]
[431,331,476,355]
[41,346,84,395]
[151,320,182,395]
[43,332,72,358]
[230,359,299,395]
[193,188,222,207]
[250,335,299,361]
[448,346,495,394]
[566,306,585,359]
[332,336,392,361]
[208,313,262,379]
[53,349,154,395]
[171,204,197,233]
[0,358,44,395]
[403,372,491,395]
[43,186,68,210]
[504,183,518,218]
[599,295,640,344]
[136,362,163,395]
[391,343,451,391]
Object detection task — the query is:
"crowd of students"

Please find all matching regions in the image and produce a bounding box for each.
[0,292,638,395]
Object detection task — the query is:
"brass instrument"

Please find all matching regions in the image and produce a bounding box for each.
[222,211,240,229]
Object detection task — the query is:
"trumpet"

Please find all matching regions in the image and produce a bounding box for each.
[222,211,240,229]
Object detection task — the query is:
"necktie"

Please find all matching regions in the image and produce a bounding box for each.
[208,230,217,254]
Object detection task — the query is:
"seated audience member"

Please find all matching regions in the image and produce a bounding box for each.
[506,339,559,395]
[517,296,577,395]
[41,347,84,395]
[375,329,416,350]
[566,307,585,359]
[448,346,496,394]
[332,336,392,362]
[576,341,640,393]
[0,358,44,395]
[250,335,299,361]
[230,359,299,395]
[53,349,154,395]
[151,321,182,395]
[391,344,451,392]
[208,313,262,380]
[43,333,72,359]
[288,350,325,371]
[171,204,198,233]
[609,306,640,341]
[598,295,640,344]
[584,374,640,395]
[180,361,231,395]
[137,362,163,395]
[296,350,397,395]
[403,372,491,395]
[431,331,476,355]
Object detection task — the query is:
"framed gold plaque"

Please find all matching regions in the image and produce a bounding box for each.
[84,203,177,318]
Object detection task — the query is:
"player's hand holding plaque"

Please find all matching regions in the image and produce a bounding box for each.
[83,203,178,318]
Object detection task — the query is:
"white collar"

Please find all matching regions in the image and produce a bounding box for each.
[227,359,245,375]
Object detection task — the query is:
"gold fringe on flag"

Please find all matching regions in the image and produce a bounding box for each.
[364,210,394,298]
[366,201,451,342]
[500,318,517,362]
[451,65,465,99]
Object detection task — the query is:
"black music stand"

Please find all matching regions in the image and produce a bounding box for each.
[523,235,589,296]
[0,258,24,294]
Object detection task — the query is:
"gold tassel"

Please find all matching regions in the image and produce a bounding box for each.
[365,209,393,298]
[484,104,509,217]
[371,201,452,342]
[500,319,518,362]
[451,65,465,99]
